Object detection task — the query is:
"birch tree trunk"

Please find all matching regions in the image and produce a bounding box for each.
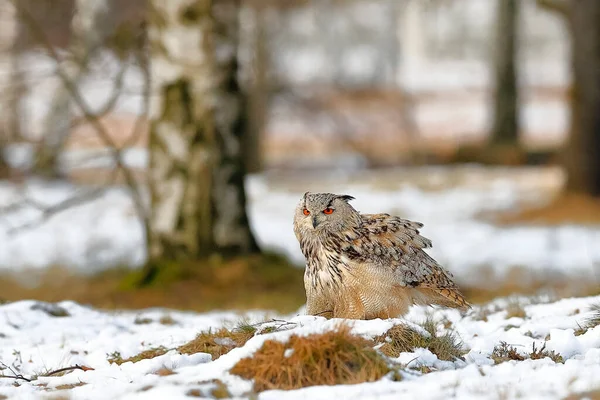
[33,0,111,178]
[147,0,259,265]
[564,0,600,195]
[0,0,17,178]
[490,0,520,146]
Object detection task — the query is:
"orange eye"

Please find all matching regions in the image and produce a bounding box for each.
[323,208,334,215]
[303,208,310,216]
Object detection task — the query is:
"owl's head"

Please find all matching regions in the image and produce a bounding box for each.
[294,192,360,234]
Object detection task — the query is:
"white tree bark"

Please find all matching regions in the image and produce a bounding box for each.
[148,0,258,262]
[0,0,17,176]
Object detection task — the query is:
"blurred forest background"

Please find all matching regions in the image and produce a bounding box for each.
[0,0,598,312]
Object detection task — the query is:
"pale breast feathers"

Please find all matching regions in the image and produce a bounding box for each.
[341,213,459,290]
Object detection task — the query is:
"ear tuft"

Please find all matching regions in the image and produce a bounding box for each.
[336,194,355,202]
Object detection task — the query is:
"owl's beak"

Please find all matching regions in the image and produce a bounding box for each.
[312,216,319,228]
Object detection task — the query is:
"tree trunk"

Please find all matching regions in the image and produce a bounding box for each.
[147,0,259,265]
[33,0,111,178]
[490,0,520,146]
[243,5,266,174]
[0,0,17,179]
[565,0,600,196]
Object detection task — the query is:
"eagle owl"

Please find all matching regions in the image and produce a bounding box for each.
[293,192,469,320]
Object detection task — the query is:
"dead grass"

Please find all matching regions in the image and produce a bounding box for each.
[154,368,175,376]
[564,389,600,400]
[494,193,600,226]
[210,380,232,399]
[108,346,168,365]
[376,319,465,361]
[55,382,87,390]
[586,303,600,329]
[575,303,600,336]
[230,324,391,392]
[505,301,527,319]
[159,315,177,325]
[177,326,256,360]
[491,341,563,364]
[0,253,305,313]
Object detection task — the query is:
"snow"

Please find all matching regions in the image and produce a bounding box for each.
[0,296,598,399]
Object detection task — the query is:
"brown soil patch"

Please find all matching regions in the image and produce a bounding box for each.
[0,254,305,313]
[494,193,600,225]
[459,266,600,305]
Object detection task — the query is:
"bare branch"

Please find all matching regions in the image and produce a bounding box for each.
[0,187,107,233]
[10,0,149,226]
[91,57,131,118]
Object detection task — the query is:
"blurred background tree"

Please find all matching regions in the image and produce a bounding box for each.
[538,0,600,196]
[0,0,18,179]
[146,0,259,279]
[489,0,520,150]
[0,0,597,310]
[32,0,114,178]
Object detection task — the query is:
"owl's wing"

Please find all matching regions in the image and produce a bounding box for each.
[343,213,470,309]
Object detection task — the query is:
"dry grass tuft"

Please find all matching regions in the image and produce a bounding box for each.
[529,343,563,363]
[210,380,232,399]
[108,346,168,365]
[505,301,526,319]
[159,315,177,325]
[491,341,563,364]
[586,303,600,329]
[575,303,600,336]
[491,342,525,363]
[376,319,465,361]
[230,324,390,392]
[154,368,175,376]
[564,389,600,400]
[133,316,153,325]
[55,382,87,390]
[186,388,202,397]
[177,326,256,360]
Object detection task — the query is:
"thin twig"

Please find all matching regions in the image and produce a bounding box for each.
[43,364,94,377]
[0,362,31,382]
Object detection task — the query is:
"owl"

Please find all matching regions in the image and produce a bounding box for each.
[293,192,469,320]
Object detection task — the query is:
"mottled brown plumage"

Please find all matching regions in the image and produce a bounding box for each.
[293,192,469,320]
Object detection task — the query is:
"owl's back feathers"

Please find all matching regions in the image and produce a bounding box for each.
[341,213,470,310]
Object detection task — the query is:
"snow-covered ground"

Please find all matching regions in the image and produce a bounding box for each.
[0,166,598,288]
[0,295,598,399]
